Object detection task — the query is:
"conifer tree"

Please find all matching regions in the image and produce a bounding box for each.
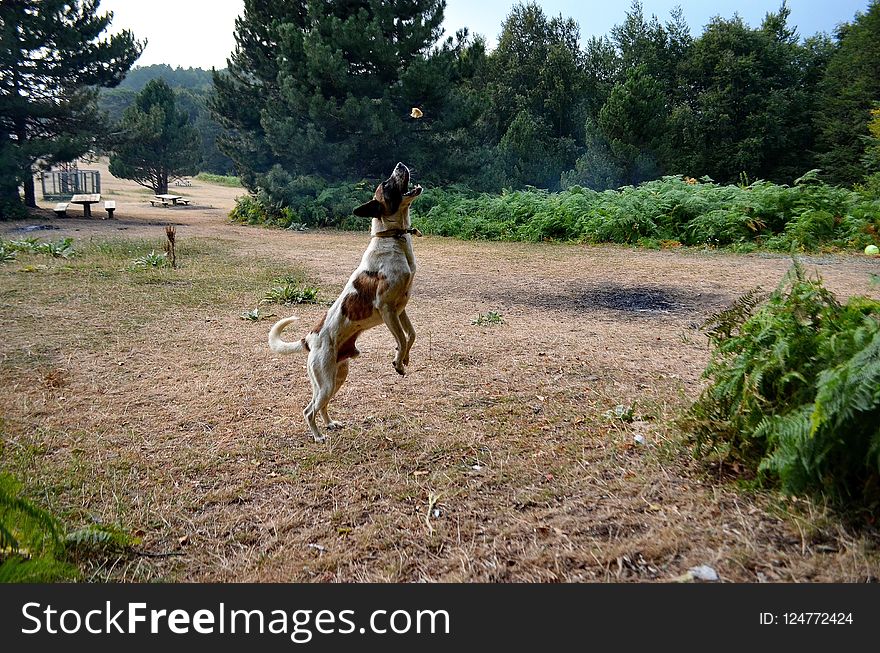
[212,0,454,197]
[108,79,200,194]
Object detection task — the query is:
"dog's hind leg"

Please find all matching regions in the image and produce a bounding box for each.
[303,353,335,443]
[320,360,349,430]
[380,307,409,375]
[398,310,416,366]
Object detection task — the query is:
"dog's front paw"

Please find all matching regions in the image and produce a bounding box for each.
[325,420,344,430]
[312,434,328,443]
[392,361,406,376]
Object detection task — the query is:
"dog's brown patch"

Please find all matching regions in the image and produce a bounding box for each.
[300,338,310,352]
[337,331,362,362]
[341,271,387,321]
[310,313,326,334]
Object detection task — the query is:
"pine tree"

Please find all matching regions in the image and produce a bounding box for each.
[597,64,668,185]
[108,79,200,194]
[212,0,453,198]
[210,0,308,190]
[0,0,142,212]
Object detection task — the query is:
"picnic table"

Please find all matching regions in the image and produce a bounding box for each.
[70,193,101,218]
[152,194,191,207]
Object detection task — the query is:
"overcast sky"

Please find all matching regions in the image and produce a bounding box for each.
[99,0,872,70]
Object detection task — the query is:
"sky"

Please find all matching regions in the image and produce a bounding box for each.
[99,0,873,70]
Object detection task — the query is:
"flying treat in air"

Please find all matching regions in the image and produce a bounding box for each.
[410,107,423,119]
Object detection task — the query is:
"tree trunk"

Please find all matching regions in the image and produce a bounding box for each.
[13,113,36,207]
[22,171,36,208]
[157,172,168,195]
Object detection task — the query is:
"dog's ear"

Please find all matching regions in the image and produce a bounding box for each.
[353,199,384,218]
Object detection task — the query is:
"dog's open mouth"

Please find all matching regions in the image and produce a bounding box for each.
[404,168,422,197]
[392,163,422,199]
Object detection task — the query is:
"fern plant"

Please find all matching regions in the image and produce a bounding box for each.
[0,473,77,582]
[685,262,880,512]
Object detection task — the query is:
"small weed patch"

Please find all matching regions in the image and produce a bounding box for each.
[471,310,504,326]
[263,276,321,305]
[0,237,75,260]
[132,250,170,269]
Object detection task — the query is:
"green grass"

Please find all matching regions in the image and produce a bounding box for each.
[0,236,314,345]
[0,235,322,580]
[195,172,242,187]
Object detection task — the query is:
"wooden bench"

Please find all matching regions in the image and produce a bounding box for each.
[177,198,191,206]
[104,200,116,219]
[149,199,170,207]
[53,202,69,217]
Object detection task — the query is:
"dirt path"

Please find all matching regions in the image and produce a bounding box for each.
[2,162,879,582]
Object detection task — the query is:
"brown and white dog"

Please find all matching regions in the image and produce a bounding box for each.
[268,162,423,442]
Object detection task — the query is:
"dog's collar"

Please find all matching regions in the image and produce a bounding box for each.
[372,227,423,240]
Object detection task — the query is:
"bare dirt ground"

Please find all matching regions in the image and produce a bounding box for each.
[2,160,879,582]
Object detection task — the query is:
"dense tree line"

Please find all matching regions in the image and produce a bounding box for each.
[212,0,880,208]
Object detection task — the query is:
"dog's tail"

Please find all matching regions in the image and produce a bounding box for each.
[268,316,307,355]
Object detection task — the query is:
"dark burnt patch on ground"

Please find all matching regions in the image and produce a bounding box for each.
[487,282,731,318]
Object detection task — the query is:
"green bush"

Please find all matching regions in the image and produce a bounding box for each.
[229,174,880,253]
[685,263,880,513]
[230,172,377,230]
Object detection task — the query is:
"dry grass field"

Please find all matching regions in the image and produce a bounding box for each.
[2,161,879,582]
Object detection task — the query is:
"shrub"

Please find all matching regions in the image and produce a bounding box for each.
[230,195,272,226]
[263,276,321,305]
[229,174,880,253]
[685,263,880,513]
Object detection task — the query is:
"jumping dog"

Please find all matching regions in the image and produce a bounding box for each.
[268,162,422,442]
